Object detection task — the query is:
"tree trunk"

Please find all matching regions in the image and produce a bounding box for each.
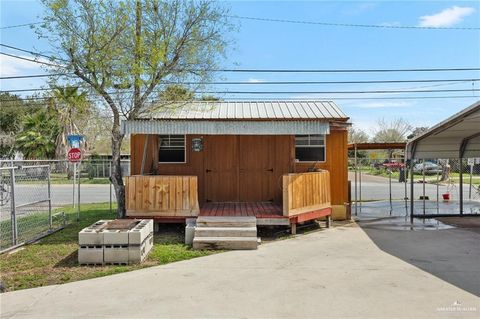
[111,121,126,218]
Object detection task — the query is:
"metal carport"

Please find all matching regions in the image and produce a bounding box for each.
[407,100,480,221]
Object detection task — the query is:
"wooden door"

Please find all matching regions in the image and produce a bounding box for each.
[204,136,238,202]
[238,136,275,202]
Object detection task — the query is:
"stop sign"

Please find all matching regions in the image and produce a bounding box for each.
[68,148,82,162]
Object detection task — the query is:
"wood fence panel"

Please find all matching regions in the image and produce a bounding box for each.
[125,175,199,217]
[282,171,331,217]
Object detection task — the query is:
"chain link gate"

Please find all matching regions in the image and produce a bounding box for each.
[0,165,65,253]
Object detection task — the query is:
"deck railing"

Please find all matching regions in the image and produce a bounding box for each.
[125,175,200,217]
[282,171,331,217]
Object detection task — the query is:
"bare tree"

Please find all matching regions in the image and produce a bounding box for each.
[348,126,370,144]
[372,118,413,143]
[38,0,232,217]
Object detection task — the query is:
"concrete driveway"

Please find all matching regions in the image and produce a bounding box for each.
[1,223,479,319]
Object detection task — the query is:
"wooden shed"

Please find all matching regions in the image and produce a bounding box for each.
[122,100,350,232]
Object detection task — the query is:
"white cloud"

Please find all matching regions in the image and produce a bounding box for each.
[0,54,52,94]
[247,78,264,83]
[418,6,475,27]
[0,54,47,77]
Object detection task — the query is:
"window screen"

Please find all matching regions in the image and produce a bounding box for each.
[295,134,325,162]
[158,135,185,163]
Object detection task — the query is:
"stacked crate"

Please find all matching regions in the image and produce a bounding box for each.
[78,219,153,265]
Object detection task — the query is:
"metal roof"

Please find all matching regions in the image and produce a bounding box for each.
[407,100,480,159]
[122,120,330,135]
[136,100,348,120]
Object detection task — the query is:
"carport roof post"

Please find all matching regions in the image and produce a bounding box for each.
[406,100,480,160]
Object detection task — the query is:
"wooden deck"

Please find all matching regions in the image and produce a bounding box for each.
[200,202,284,219]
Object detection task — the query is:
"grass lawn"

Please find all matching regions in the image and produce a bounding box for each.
[0,203,217,292]
[15,175,111,185]
[50,177,111,184]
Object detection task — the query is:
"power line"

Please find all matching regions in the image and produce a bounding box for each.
[218,96,480,101]
[0,44,69,62]
[194,89,480,94]
[0,73,71,80]
[1,89,479,103]
[227,15,480,30]
[0,52,65,68]
[2,48,480,74]
[5,15,478,31]
[2,79,478,93]
[0,21,44,30]
[1,96,478,107]
[213,68,480,73]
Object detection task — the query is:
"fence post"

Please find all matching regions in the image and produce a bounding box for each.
[469,162,473,200]
[359,160,362,213]
[459,157,463,215]
[436,160,440,214]
[10,167,17,246]
[73,162,76,208]
[77,163,81,221]
[109,161,113,214]
[389,168,392,215]
[48,166,52,230]
[422,160,426,215]
[354,144,358,216]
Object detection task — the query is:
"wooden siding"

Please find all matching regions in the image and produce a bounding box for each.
[294,129,348,207]
[125,175,199,217]
[129,129,348,208]
[282,171,331,217]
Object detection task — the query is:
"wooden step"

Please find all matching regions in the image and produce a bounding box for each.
[196,216,257,228]
[193,237,258,250]
[195,226,257,238]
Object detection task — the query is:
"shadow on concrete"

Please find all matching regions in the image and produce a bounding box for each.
[358,220,480,297]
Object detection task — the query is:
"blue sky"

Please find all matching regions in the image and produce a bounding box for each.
[1,0,479,134]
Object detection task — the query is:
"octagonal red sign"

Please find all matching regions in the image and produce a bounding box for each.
[67,148,82,162]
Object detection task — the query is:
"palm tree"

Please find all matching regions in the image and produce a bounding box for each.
[52,86,89,165]
[15,109,60,159]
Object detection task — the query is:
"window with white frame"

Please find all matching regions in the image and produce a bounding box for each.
[295,134,326,162]
[158,135,186,163]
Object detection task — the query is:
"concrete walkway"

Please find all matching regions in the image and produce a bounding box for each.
[1,224,479,319]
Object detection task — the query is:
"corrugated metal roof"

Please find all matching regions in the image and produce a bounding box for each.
[135,100,348,120]
[122,120,330,135]
[407,100,480,159]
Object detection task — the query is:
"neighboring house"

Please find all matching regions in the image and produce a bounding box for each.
[121,100,350,235]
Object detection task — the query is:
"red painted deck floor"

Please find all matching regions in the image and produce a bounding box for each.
[199,202,285,219]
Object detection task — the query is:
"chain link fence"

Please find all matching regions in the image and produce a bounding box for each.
[2,159,130,182]
[0,165,63,252]
[0,159,130,252]
[349,156,480,216]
